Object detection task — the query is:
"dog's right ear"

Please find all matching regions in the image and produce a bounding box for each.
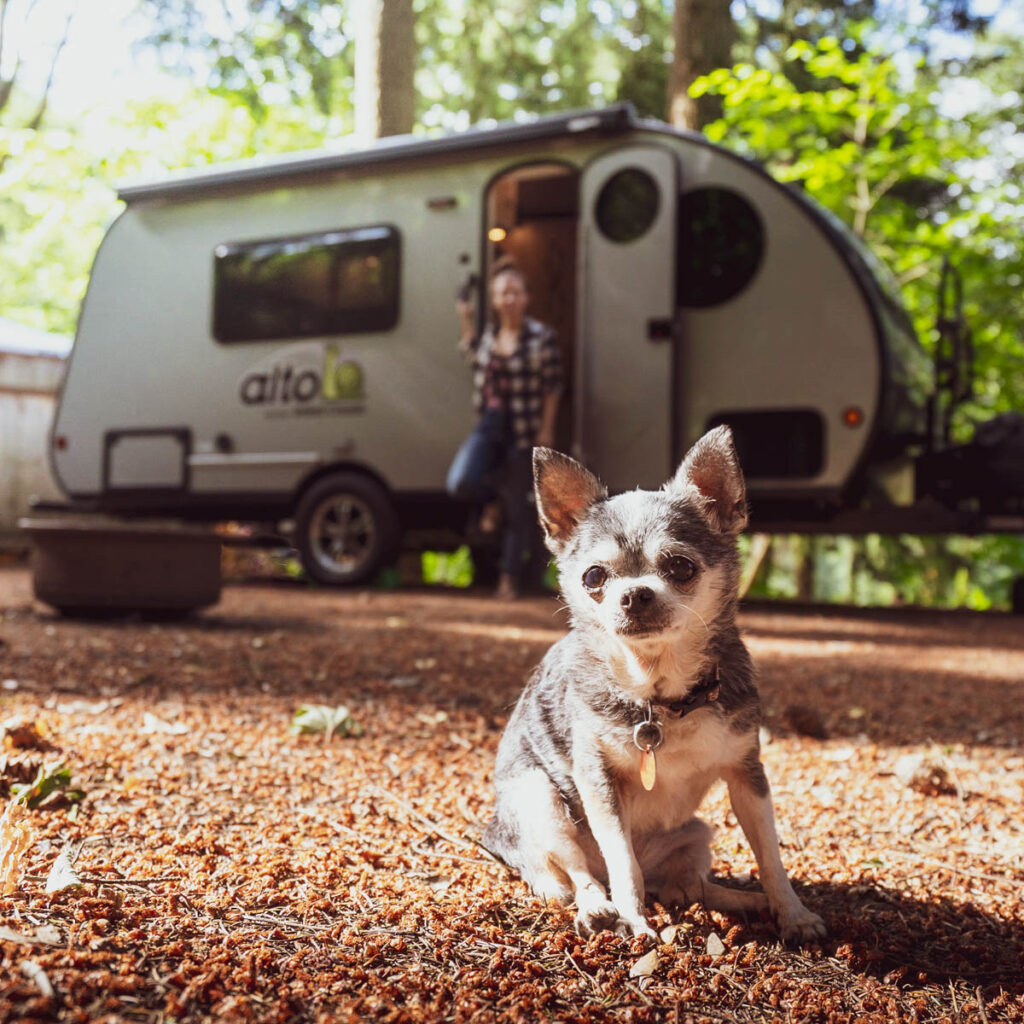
[668,425,748,534]
[533,447,607,552]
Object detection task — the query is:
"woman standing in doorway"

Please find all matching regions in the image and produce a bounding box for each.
[448,262,562,599]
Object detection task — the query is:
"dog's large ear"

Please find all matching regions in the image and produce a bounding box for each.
[533,447,607,552]
[668,426,748,534]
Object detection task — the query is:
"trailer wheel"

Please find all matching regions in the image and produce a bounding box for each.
[294,473,399,586]
[1012,577,1024,616]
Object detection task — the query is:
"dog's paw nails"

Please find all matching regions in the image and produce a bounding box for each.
[612,917,656,941]
[575,903,656,941]
[776,906,827,944]
[575,901,625,938]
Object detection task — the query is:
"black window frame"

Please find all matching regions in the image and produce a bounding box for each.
[212,223,401,344]
[677,187,764,309]
[706,409,825,479]
[593,167,662,245]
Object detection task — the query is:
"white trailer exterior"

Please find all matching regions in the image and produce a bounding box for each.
[51,105,933,585]
[0,320,70,547]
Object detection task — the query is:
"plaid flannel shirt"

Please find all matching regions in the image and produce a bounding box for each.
[464,318,563,450]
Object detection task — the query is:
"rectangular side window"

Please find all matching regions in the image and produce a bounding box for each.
[213,225,400,343]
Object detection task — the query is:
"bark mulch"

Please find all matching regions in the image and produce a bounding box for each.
[0,567,1021,1023]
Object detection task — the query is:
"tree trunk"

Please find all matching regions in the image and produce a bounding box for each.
[354,0,415,140]
[666,0,735,131]
[795,536,815,602]
[738,533,771,599]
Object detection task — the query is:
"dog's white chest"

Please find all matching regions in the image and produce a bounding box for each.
[614,713,751,834]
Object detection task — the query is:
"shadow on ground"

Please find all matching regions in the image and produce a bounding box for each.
[796,878,1024,993]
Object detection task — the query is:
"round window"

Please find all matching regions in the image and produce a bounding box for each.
[594,168,661,244]
[677,188,764,307]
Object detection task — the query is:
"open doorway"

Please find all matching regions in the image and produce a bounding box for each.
[484,162,579,449]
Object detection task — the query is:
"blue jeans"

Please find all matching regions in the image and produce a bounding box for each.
[447,409,533,580]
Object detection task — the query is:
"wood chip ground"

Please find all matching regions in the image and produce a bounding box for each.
[0,567,1021,1023]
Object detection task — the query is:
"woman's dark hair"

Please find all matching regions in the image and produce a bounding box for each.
[490,258,527,289]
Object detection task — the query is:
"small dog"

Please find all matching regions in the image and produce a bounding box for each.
[483,427,825,942]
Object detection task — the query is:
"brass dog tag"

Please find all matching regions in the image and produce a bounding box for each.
[633,717,663,792]
[639,746,657,791]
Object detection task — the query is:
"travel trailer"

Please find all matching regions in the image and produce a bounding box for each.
[42,104,1023,602]
[0,319,70,547]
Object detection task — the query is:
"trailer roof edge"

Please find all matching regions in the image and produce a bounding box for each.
[117,104,640,204]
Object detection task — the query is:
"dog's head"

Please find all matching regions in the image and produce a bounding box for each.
[534,427,747,659]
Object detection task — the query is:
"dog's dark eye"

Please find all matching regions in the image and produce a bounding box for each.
[665,555,697,583]
[582,565,607,590]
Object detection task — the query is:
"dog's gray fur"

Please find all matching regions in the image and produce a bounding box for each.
[483,427,826,942]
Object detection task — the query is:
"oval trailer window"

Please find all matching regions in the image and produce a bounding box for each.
[594,168,661,244]
[678,187,764,307]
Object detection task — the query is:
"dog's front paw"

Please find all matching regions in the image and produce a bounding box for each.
[576,900,626,938]
[622,916,658,941]
[775,902,826,944]
[575,898,656,940]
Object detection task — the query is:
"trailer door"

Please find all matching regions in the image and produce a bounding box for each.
[575,146,678,491]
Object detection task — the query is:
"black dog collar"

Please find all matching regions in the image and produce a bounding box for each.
[652,663,721,720]
[630,665,722,791]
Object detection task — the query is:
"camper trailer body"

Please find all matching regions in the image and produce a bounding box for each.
[51,105,934,585]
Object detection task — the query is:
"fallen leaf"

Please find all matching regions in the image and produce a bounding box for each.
[894,752,958,796]
[389,675,422,689]
[0,801,33,895]
[629,948,660,982]
[45,847,84,894]
[0,925,61,946]
[291,705,364,740]
[706,932,726,957]
[811,784,837,807]
[141,712,188,736]
[55,700,112,715]
[3,719,57,752]
[10,763,83,809]
[823,745,857,762]
[20,960,55,998]
[415,711,449,726]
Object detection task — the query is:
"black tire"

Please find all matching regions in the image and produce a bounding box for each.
[468,541,500,589]
[294,473,399,586]
[1012,576,1024,616]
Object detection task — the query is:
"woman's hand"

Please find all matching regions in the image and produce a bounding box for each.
[456,298,475,354]
[534,424,556,449]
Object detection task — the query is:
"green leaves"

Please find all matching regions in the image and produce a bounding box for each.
[291,705,364,741]
[139,0,356,120]
[693,29,1024,447]
[0,88,332,335]
[422,545,475,588]
[741,532,1024,611]
[11,762,84,810]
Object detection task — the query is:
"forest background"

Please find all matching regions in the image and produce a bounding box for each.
[1,0,1022,609]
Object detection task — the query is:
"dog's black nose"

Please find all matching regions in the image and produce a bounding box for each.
[620,586,655,614]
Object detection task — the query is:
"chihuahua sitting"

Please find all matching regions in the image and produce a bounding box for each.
[483,427,825,943]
